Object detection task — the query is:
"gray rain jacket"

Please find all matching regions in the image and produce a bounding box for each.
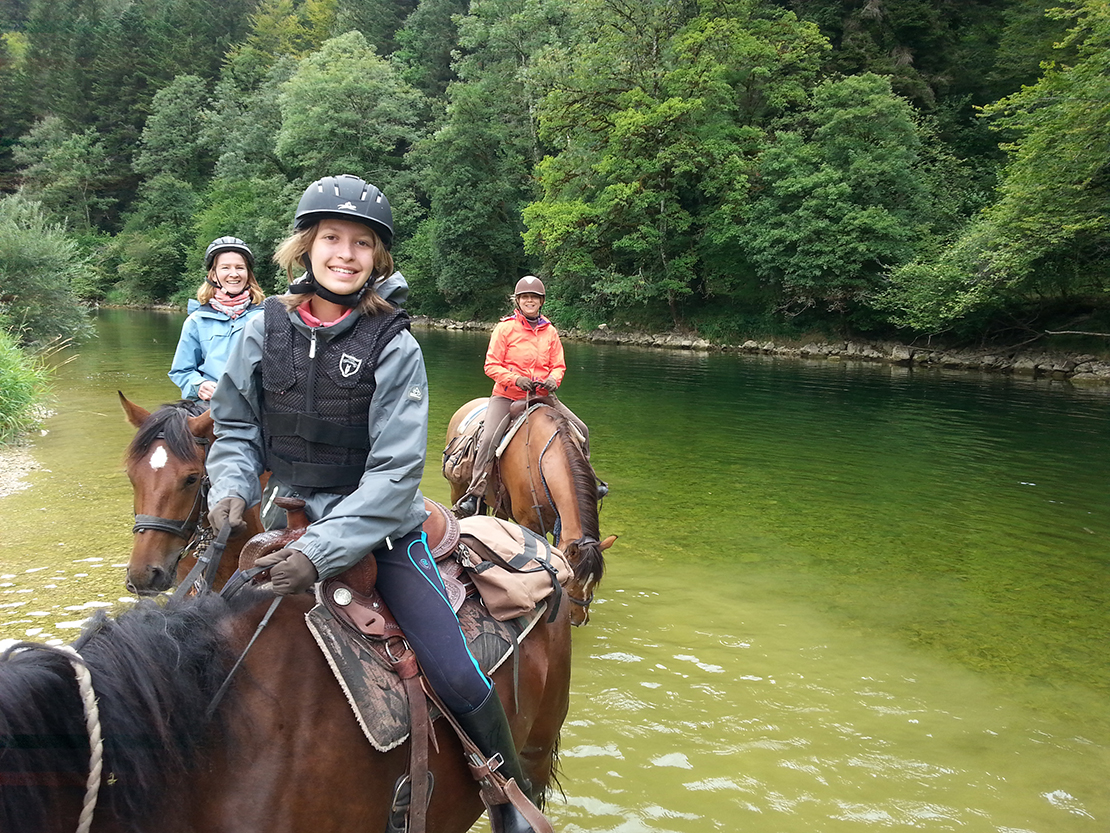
[206,272,428,580]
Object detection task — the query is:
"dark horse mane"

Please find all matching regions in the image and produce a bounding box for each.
[537,405,605,585]
[124,399,209,467]
[0,589,270,833]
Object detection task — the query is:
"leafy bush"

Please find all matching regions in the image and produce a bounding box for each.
[0,328,50,444]
[0,193,93,347]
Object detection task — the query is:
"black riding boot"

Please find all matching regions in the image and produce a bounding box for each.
[454,472,488,518]
[456,690,539,833]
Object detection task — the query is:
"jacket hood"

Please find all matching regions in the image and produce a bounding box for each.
[375,271,409,307]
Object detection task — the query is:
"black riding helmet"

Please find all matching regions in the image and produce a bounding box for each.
[294,174,393,250]
[290,175,393,308]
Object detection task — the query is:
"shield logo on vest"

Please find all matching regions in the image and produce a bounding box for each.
[339,352,363,378]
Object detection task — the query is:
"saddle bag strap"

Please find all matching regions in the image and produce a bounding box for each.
[418,679,553,833]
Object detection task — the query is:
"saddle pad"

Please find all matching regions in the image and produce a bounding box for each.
[305,596,546,752]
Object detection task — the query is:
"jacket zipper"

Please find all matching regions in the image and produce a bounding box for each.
[306,327,319,412]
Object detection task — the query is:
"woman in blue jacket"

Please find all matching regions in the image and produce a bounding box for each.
[169,236,265,401]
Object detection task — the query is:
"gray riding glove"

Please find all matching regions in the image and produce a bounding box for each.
[539,377,559,392]
[515,376,536,391]
[255,548,318,595]
[208,496,247,535]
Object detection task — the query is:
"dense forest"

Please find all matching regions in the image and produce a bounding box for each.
[0,0,1108,349]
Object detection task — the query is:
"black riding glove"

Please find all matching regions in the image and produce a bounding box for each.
[515,376,536,392]
[208,496,247,535]
[255,548,318,595]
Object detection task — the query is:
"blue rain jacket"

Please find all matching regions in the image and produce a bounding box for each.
[168,299,262,400]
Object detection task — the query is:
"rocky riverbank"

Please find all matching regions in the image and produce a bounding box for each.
[0,444,40,498]
[415,317,1110,385]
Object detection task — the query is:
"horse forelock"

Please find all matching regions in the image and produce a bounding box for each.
[565,537,606,584]
[125,400,208,468]
[0,590,266,829]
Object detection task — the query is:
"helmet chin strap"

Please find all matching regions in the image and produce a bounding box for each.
[292,254,366,308]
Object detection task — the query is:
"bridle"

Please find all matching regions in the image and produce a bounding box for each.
[131,434,212,549]
[519,400,595,613]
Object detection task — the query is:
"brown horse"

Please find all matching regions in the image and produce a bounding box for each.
[0,581,571,833]
[119,392,263,595]
[445,397,615,625]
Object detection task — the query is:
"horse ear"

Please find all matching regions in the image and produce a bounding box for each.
[600,535,618,551]
[119,391,151,428]
[188,409,215,442]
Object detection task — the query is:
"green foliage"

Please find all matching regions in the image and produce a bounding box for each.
[106,174,201,303]
[743,74,929,312]
[0,326,50,445]
[12,116,115,229]
[192,176,293,296]
[133,75,214,186]
[0,193,93,347]
[275,30,425,196]
[524,0,828,325]
[879,0,1110,333]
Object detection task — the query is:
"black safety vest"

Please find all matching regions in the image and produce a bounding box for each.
[260,297,410,494]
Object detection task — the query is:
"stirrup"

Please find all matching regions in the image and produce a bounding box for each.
[454,494,481,518]
[385,772,434,833]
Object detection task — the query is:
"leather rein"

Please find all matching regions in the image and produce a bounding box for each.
[518,398,595,610]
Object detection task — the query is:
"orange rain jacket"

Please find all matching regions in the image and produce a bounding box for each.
[484,311,566,401]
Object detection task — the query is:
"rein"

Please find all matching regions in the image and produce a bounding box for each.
[519,402,596,611]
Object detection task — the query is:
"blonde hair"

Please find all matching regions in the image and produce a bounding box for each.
[273,223,395,316]
[196,258,265,305]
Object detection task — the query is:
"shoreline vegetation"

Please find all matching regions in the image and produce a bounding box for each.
[415,317,1110,387]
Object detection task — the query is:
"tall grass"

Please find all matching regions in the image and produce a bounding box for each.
[0,329,50,444]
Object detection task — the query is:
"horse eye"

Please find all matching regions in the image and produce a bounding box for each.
[184,474,199,486]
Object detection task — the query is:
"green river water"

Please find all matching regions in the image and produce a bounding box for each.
[1,308,1108,832]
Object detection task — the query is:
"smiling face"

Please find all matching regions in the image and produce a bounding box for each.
[211,251,250,295]
[308,218,378,301]
[516,292,544,318]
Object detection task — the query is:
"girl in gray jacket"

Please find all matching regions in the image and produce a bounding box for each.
[206,175,541,833]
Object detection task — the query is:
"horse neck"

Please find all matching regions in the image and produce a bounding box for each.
[532,413,599,541]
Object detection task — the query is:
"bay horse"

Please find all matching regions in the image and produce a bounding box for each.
[0,583,571,833]
[119,392,264,595]
[444,397,615,626]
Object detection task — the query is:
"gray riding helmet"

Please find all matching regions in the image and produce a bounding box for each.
[204,236,254,270]
[294,174,393,250]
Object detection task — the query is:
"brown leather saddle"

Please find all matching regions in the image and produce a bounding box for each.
[239,495,466,648]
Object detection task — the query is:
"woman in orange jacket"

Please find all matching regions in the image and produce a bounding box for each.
[454,276,593,517]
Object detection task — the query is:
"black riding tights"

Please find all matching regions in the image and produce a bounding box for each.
[372,526,492,715]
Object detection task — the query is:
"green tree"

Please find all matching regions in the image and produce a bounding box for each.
[393,0,468,98]
[108,174,200,303]
[744,74,928,316]
[880,0,1110,334]
[13,116,114,229]
[0,192,92,346]
[336,0,419,56]
[133,75,214,187]
[523,0,827,326]
[406,0,567,315]
[275,30,425,220]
